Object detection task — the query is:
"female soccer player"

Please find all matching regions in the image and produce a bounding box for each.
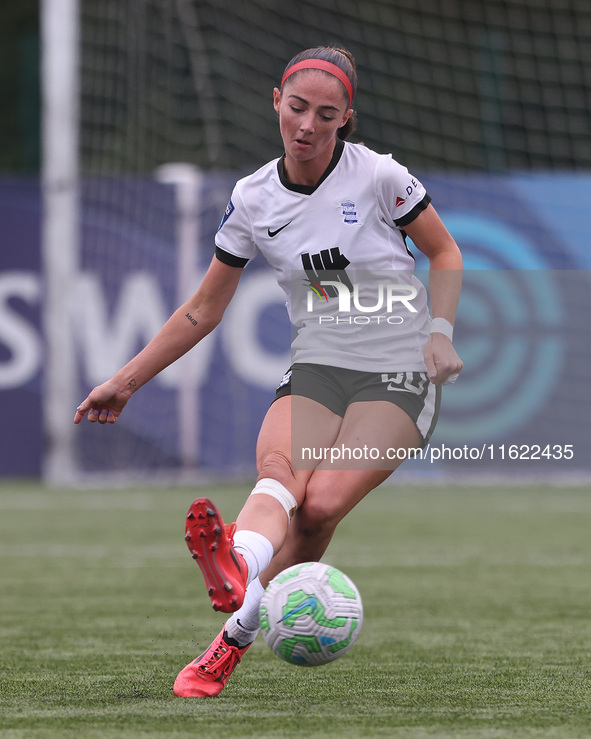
[74,46,463,697]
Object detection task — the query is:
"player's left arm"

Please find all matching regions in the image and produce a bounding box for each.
[404,203,463,385]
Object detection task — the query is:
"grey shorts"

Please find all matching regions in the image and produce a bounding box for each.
[274,363,441,446]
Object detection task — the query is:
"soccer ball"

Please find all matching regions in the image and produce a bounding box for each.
[259,561,363,666]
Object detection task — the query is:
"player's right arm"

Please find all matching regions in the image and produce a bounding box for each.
[74,256,243,425]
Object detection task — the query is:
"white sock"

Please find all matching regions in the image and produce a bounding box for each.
[232,530,274,586]
[225,577,266,646]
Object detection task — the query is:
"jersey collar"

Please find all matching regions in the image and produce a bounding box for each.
[277,139,345,195]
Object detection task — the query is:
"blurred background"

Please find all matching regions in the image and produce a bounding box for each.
[1,0,590,484]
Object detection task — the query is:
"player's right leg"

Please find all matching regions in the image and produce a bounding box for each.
[177,396,343,695]
[233,394,342,535]
[186,395,342,613]
[184,498,250,612]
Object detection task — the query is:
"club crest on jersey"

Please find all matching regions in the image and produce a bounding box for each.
[217,199,235,232]
[340,200,359,224]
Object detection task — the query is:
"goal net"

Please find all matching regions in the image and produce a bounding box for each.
[42,0,591,485]
[78,0,591,173]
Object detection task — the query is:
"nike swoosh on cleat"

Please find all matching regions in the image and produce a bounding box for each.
[267,221,292,238]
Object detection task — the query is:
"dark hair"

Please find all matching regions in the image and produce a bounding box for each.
[281,46,358,140]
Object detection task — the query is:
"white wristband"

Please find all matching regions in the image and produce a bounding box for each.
[429,317,454,341]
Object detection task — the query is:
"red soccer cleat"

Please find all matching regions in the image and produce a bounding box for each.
[184,497,248,613]
[173,627,253,697]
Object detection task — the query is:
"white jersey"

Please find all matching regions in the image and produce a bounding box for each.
[215,140,433,372]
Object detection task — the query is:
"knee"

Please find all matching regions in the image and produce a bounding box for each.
[256,451,307,511]
[257,450,293,486]
[296,476,342,538]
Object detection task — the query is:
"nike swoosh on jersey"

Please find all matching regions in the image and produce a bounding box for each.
[267,221,292,238]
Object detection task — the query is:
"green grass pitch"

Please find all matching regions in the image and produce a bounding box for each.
[1,480,591,738]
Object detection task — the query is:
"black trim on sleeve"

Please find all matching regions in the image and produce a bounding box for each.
[394,193,432,228]
[215,246,249,268]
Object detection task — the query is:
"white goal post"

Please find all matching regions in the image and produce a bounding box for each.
[41,0,208,485]
[41,0,80,486]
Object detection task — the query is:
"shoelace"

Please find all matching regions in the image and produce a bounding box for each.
[198,642,242,677]
[225,522,236,544]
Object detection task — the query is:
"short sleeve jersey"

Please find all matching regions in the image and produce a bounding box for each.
[215,140,433,372]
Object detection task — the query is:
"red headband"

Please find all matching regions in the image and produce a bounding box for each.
[281,59,354,106]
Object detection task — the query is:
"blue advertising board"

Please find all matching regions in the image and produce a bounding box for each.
[1,172,589,478]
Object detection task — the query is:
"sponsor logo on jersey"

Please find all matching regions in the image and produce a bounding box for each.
[395,196,406,207]
[301,248,353,298]
[217,199,235,232]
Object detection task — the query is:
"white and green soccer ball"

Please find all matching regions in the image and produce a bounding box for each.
[259,561,363,666]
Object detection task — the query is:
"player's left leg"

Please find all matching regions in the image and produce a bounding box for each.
[173,625,253,698]
[259,400,423,585]
[215,402,421,664]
